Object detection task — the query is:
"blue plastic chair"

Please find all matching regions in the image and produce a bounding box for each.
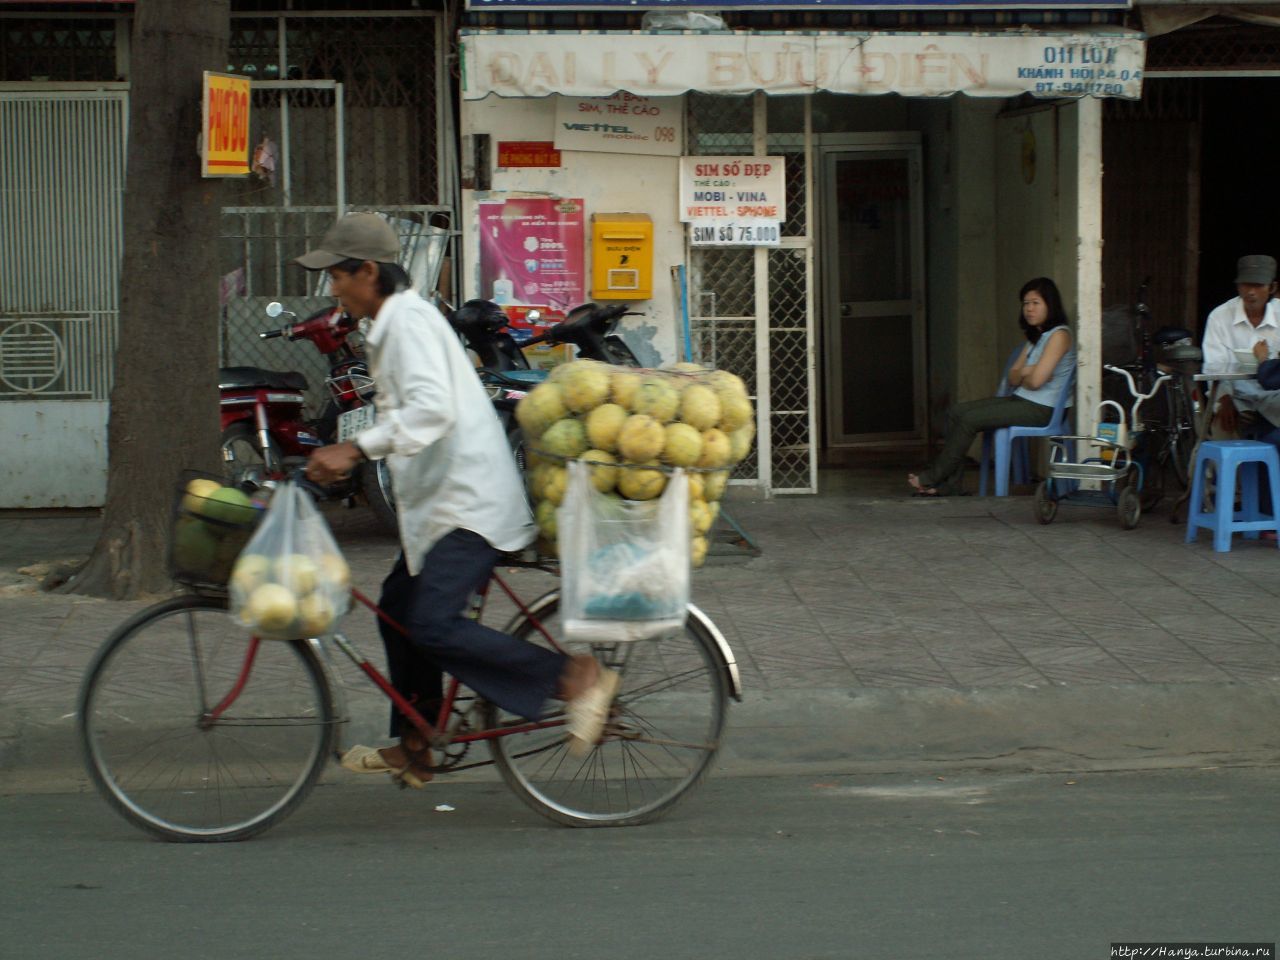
[1185,440,1280,552]
[979,352,1075,498]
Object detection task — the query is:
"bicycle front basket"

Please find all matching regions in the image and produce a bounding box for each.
[169,470,266,591]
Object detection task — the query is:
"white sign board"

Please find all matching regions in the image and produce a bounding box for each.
[680,155,785,246]
[679,156,786,222]
[689,221,782,247]
[554,93,683,156]
[462,31,1146,101]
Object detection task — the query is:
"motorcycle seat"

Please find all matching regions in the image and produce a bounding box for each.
[218,366,309,392]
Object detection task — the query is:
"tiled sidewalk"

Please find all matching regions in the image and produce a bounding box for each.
[2,473,1279,783]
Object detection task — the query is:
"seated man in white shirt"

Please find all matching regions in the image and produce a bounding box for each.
[300,213,619,787]
[1202,254,1280,434]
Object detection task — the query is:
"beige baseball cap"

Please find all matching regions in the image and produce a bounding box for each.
[295,213,400,270]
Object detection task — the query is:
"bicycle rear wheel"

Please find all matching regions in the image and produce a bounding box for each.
[488,590,729,827]
[78,595,334,842]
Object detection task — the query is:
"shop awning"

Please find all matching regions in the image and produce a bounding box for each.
[461,28,1146,100]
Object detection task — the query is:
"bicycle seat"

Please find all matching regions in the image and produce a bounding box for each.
[219,366,310,392]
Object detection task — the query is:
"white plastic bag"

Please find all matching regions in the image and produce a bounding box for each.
[229,482,351,640]
[558,460,690,643]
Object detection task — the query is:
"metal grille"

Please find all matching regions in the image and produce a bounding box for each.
[767,247,813,492]
[0,17,117,82]
[0,92,126,401]
[1146,20,1280,73]
[230,14,442,206]
[685,92,816,494]
[220,205,451,415]
[777,142,808,239]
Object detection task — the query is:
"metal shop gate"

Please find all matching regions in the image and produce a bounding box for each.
[0,89,127,507]
[218,11,457,420]
[685,93,817,496]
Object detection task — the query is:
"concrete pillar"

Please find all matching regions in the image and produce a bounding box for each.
[1074,96,1103,428]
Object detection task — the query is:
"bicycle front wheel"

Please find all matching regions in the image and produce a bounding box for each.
[78,595,334,842]
[488,591,729,827]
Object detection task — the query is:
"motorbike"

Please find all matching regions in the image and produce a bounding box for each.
[444,298,642,468]
[218,301,397,532]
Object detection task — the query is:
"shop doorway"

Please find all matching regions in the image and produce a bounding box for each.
[818,134,926,448]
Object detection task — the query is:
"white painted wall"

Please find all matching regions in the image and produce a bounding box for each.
[0,401,108,507]
[460,94,685,366]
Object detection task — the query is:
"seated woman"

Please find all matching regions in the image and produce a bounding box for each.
[909,277,1076,497]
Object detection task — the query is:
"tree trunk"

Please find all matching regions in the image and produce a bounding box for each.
[62,0,230,599]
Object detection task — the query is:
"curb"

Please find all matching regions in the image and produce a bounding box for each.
[4,679,1279,794]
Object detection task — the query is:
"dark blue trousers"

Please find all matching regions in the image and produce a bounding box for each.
[376,529,566,735]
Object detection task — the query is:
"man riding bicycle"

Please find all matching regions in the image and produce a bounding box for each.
[300,213,618,787]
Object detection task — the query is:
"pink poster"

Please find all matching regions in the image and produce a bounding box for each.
[477,198,585,312]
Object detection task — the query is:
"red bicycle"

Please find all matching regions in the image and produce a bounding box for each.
[76,551,740,841]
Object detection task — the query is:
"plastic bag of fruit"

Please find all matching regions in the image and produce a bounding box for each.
[558,458,689,643]
[228,482,351,640]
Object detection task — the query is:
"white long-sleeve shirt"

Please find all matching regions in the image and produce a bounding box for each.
[1201,296,1280,400]
[355,290,534,574]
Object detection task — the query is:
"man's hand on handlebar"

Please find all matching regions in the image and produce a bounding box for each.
[306,442,364,485]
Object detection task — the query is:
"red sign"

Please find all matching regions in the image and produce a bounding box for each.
[497,141,562,168]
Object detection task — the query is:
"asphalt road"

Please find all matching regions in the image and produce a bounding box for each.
[2,767,1276,960]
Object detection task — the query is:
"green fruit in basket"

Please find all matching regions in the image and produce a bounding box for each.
[662,422,703,468]
[275,554,319,593]
[172,517,219,571]
[202,486,256,525]
[297,592,336,636]
[230,553,272,593]
[245,583,298,635]
[181,478,224,515]
[540,417,589,459]
[210,535,245,582]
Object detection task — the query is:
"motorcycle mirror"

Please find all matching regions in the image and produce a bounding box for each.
[525,309,541,324]
[265,301,285,318]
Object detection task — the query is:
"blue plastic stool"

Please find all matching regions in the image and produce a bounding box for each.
[1185,440,1280,552]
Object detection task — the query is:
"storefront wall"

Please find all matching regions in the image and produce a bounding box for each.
[459,28,1130,493]
[461,94,685,366]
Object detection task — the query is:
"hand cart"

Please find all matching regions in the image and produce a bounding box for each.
[1034,364,1170,530]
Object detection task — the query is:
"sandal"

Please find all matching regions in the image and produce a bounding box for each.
[566,667,621,757]
[339,742,434,789]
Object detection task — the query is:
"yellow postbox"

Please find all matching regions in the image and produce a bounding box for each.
[590,213,653,300]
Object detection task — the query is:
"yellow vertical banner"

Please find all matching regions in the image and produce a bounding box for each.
[202,72,251,177]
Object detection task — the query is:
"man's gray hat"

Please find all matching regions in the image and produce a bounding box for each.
[295,213,400,270]
[1235,254,1277,285]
